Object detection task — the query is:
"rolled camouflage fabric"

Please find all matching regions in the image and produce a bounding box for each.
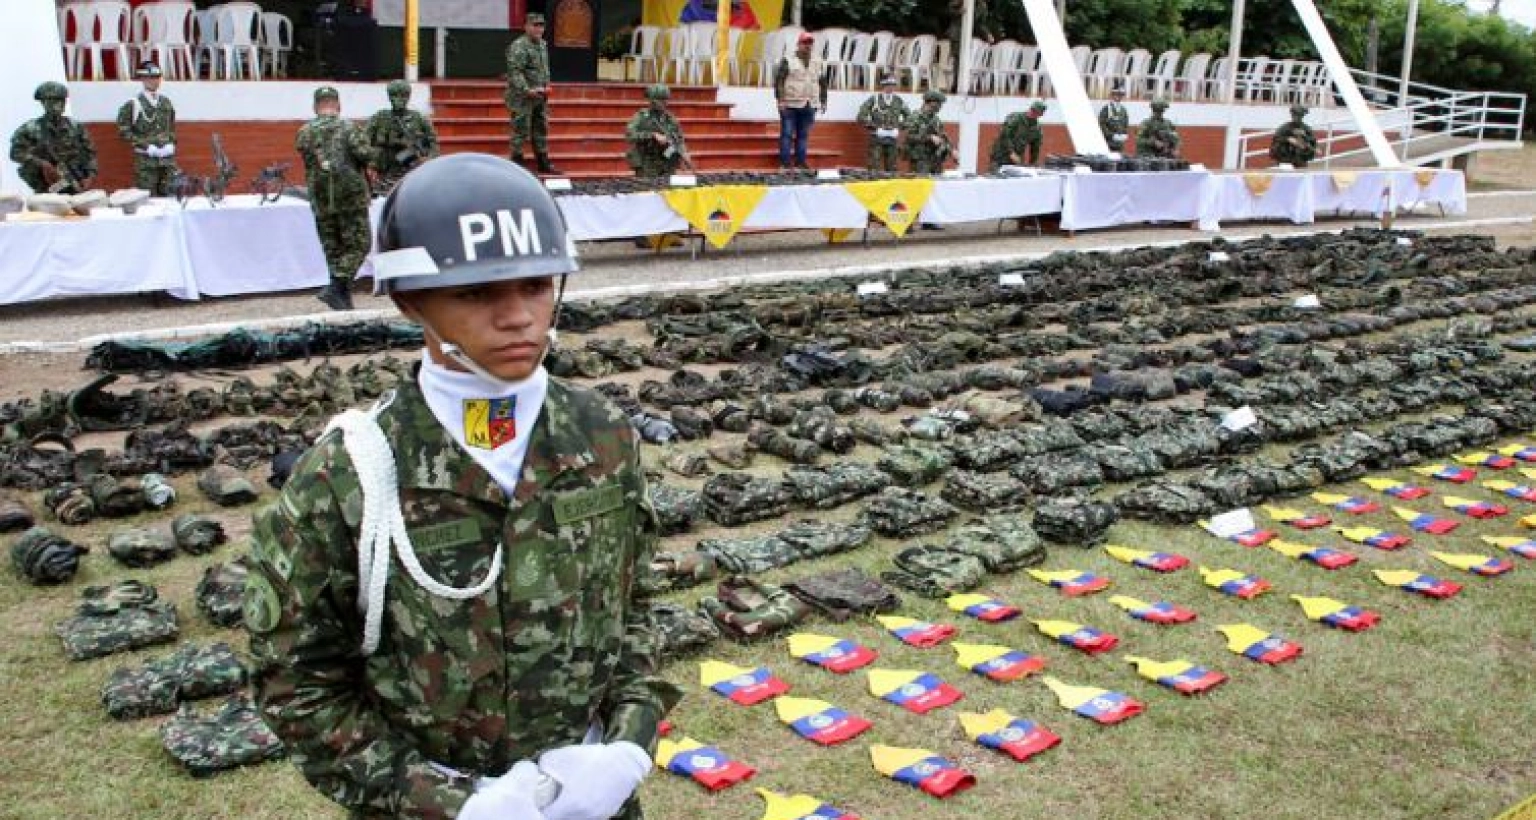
[952,392,1040,429]
[663,451,712,478]
[861,487,957,538]
[776,519,872,560]
[648,483,702,535]
[1008,420,1086,455]
[1029,387,1099,417]
[875,442,953,485]
[9,525,88,585]
[58,583,179,661]
[78,579,159,615]
[651,603,720,659]
[783,463,891,510]
[630,411,680,444]
[699,535,799,575]
[90,474,148,518]
[140,473,177,509]
[159,694,285,778]
[44,482,96,525]
[949,431,1028,472]
[699,576,811,641]
[853,386,901,413]
[196,465,258,506]
[1092,444,1167,483]
[963,364,1035,392]
[1032,496,1119,547]
[195,559,248,627]
[822,389,860,415]
[706,442,752,470]
[671,407,714,440]
[944,516,1046,573]
[788,409,856,454]
[648,550,718,592]
[173,513,228,556]
[1009,452,1105,495]
[107,527,178,568]
[102,641,248,720]
[747,425,821,465]
[880,545,987,599]
[749,394,798,425]
[0,495,36,532]
[709,402,751,433]
[941,469,1030,513]
[848,417,902,447]
[1113,480,1218,524]
[784,567,901,621]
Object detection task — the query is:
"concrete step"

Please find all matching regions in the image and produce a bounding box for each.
[432,98,735,120]
[439,143,840,176]
[429,80,721,103]
[434,116,777,139]
[441,133,787,155]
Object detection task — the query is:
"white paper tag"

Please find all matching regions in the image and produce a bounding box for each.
[543,178,573,191]
[1208,508,1258,538]
[857,281,888,296]
[816,168,842,181]
[1395,237,1413,247]
[998,272,1025,287]
[1208,251,1230,263]
[1276,163,1295,171]
[1221,406,1258,431]
[1106,152,1122,160]
[941,169,965,179]
[669,174,697,187]
[89,207,127,219]
[1073,165,1092,174]
[1190,163,1207,172]
[1294,294,1322,309]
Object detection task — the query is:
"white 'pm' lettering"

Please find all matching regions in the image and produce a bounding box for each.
[459,209,543,262]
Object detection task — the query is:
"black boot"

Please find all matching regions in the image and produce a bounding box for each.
[317,279,354,311]
[511,152,528,169]
[536,153,561,175]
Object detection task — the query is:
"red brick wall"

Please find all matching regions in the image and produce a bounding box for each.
[805,122,1237,170]
[86,122,308,191]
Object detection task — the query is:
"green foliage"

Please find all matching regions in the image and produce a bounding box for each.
[1178,0,1376,63]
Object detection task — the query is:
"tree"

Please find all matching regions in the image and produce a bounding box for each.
[1178,0,1378,63]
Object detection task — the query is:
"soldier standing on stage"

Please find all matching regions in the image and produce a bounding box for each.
[856,72,908,174]
[1099,84,1130,153]
[10,81,97,195]
[296,86,373,312]
[905,90,952,175]
[990,99,1046,170]
[1269,104,1319,168]
[505,12,560,174]
[1136,97,1181,158]
[625,85,692,179]
[367,79,440,193]
[115,63,177,196]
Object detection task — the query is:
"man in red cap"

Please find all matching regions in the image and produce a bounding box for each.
[773,32,827,170]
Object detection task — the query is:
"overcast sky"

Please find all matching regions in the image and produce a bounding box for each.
[1465,0,1536,29]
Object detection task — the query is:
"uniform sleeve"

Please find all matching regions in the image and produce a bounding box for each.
[245,444,475,819]
[78,125,97,177]
[506,43,531,97]
[349,121,374,168]
[165,100,176,144]
[116,101,136,145]
[856,98,873,128]
[421,115,441,158]
[600,429,684,753]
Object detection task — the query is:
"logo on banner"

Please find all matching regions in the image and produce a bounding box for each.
[706,204,735,243]
[885,199,914,233]
[463,397,517,450]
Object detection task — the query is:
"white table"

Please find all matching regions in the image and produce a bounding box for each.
[0,207,195,305]
[1198,172,1316,232]
[1390,168,1467,216]
[920,175,1065,224]
[747,184,869,230]
[556,192,688,241]
[1308,169,1398,217]
[1060,169,1211,232]
[177,195,329,297]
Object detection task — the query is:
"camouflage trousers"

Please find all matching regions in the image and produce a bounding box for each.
[133,157,178,197]
[909,150,943,175]
[311,207,371,282]
[867,141,900,173]
[508,98,551,159]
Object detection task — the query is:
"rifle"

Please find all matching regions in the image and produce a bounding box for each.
[250,162,292,204]
[168,170,204,209]
[205,133,238,206]
[36,145,90,195]
[392,130,434,171]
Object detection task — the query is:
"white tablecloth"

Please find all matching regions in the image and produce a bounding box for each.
[1309,170,1398,217]
[747,184,869,230]
[920,175,1064,223]
[178,195,330,297]
[1391,169,1468,215]
[557,192,688,241]
[1198,173,1316,232]
[1060,170,1211,231]
[0,208,195,305]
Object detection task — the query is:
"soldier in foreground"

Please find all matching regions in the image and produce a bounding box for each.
[505,12,560,174]
[1269,104,1319,168]
[246,152,679,820]
[1098,84,1129,153]
[905,90,952,175]
[366,79,440,193]
[115,62,177,196]
[990,99,1047,169]
[625,84,692,179]
[1136,98,1181,159]
[9,81,96,194]
[856,72,908,173]
[295,86,372,311]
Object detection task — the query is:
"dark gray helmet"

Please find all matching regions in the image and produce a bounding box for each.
[372,153,579,295]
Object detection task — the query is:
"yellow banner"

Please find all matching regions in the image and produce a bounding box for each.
[643,0,784,29]
[1414,169,1436,188]
[1242,173,1275,197]
[1330,171,1359,192]
[715,0,730,84]
[661,184,769,248]
[844,179,936,238]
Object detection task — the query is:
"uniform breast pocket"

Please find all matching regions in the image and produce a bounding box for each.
[550,480,634,627]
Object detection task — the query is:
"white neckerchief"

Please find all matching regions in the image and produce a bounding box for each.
[418,353,549,497]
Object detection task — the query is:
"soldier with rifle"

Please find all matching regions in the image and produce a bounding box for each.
[366,79,440,192]
[624,85,693,179]
[10,81,97,195]
[296,86,373,311]
[1135,97,1181,159]
[1269,104,1319,168]
[905,90,952,175]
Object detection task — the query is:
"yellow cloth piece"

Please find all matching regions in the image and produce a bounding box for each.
[1108,594,1153,612]
[1441,495,1481,509]
[1104,545,1153,565]
[945,593,996,612]
[1484,481,1520,493]
[1361,477,1408,491]
[1033,619,1084,638]
[866,668,923,697]
[869,744,934,776]
[1291,595,1349,620]
[772,696,835,723]
[699,660,755,687]
[1267,539,1313,559]
[1409,464,1450,477]
[1524,467,1536,481]
[642,0,786,28]
[660,185,769,249]
[1125,656,1195,681]
[1429,551,1495,571]
[1261,505,1306,522]
[756,788,835,820]
[1414,169,1436,188]
[822,228,854,243]
[655,736,709,769]
[1482,536,1531,549]
[1372,569,1423,587]
[952,642,1016,669]
[1496,444,1532,458]
[1330,170,1359,191]
[1311,492,1349,505]
[1041,676,1102,709]
[1217,623,1270,652]
[785,633,843,658]
[1335,526,1384,543]
[844,178,936,238]
[1522,513,1536,528]
[876,615,927,631]
[958,708,1016,739]
[1242,173,1276,197]
[1453,452,1493,466]
[1199,566,1249,586]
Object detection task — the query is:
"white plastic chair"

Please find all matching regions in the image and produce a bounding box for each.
[259,12,293,78]
[895,34,937,93]
[1202,56,1232,101]
[1018,45,1045,96]
[866,31,897,89]
[683,22,718,85]
[66,1,133,81]
[1117,48,1151,96]
[812,28,851,89]
[1085,47,1123,97]
[660,27,688,83]
[1235,55,1269,101]
[1263,58,1298,103]
[964,39,993,95]
[934,39,953,91]
[843,31,878,90]
[131,1,195,80]
[1144,49,1181,98]
[1042,44,1091,97]
[984,40,1025,96]
[1169,52,1210,100]
[198,2,262,80]
[624,25,663,83]
[1295,61,1334,107]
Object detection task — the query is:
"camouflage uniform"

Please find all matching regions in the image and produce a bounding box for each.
[505,32,552,163]
[295,110,373,283]
[246,377,680,819]
[905,96,952,174]
[856,90,908,172]
[365,84,440,192]
[990,106,1045,170]
[9,83,97,195]
[1269,106,1318,168]
[1135,101,1181,159]
[1098,98,1129,151]
[625,107,688,179]
[115,90,178,195]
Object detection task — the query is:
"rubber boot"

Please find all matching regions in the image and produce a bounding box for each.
[536,153,561,175]
[317,279,354,311]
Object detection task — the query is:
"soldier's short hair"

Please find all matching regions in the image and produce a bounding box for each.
[387,79,411,96]
[923,90,946,104]
[314,85,340,103]
[646,84,671,101]
[34,81,68,102]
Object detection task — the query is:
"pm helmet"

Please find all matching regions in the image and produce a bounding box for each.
[372,153,579,296]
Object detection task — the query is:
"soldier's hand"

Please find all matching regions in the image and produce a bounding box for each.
[78,176,96,191]
[930,135,943,146]
[539,742,651,820]
[1010,153,1020,164]
[39,161,59,183]
[653,133,670,145]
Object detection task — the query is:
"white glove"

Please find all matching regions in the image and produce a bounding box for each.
[159,143,176,158]
[537,742,651,820]
[458,760,547,820]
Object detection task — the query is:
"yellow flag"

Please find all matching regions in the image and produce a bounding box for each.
[756,789,836,820]
[844,178,936,237]
[958,708,1014,737]
[1242,174,1275,197]
[660,185,769,249]
[1414,169,1436,188]
[1330,170,1359,191]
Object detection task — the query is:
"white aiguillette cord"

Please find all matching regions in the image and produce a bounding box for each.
[326,407,504,655]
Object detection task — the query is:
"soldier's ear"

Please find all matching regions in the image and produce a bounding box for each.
[391,293,421,323]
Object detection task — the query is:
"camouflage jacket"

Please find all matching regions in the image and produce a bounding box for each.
[365,108,440,175]
[990,112,1041,167]
[1098,101,1129,142]
[295,114,372,214]
[904,110,951,161]
[9,115,97,178]
[1136,115,1181,158]
[115,93,177,159]
[624,108,688,173]
[856,94,909,135]
[246,377,680,819]
[505,35,551,105]
[1269,121,1318,166]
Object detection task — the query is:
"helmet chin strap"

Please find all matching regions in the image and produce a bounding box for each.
[420,275,569,392]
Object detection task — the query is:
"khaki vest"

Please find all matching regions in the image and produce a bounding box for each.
[780,56,823,107]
